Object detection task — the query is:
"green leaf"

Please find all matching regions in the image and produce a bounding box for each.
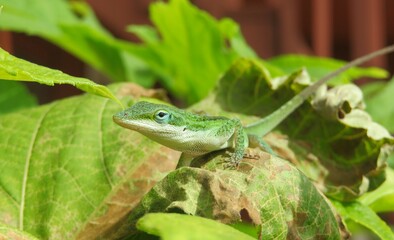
[362,77,394,133]
[0,0,255,103]
[117,160,345,239]
[136,213,255,240]
[332,200,394,240]
[213,59,393,201]
[359,167,394,212]
[268,54,388,85]
[127,25,160,44]
[0,47,122,107]
[0,83,179,239]
[0,0,154,85]
[301,84,393,200]
[388,152,394,169]
[0,222,39,240]
[215,58,309,116]
[0,80,37,115]
[122,0,256,104]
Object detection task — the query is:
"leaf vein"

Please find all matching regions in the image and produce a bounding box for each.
[19,104,54,230]
[98,98,113,187]
[0,182,19,208]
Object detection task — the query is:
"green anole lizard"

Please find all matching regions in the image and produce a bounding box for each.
[113,45,394,167]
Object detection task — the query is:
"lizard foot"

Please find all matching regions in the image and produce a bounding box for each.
[243,153,260,160]
[213,151,239,169]
[223,152,243,169]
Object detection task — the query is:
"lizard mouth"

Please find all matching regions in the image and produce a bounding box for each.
[113,115,139,131]
[113,112,129,127]
[112,114,153,132]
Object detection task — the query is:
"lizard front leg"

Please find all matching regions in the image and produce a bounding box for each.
[178,119,249,168]
[229,119,249,165]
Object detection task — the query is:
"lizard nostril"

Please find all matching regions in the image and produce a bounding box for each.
[113,111,128,122]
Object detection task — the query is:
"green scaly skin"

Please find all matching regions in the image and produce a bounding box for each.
[113,45,394,167]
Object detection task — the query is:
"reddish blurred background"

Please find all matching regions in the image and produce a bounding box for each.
[0,0,393,103]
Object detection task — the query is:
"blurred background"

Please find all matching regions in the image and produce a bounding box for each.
[0,0,393,102]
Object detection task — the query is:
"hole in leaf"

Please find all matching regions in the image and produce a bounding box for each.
[337,110,345,119]
[240,208,253,224]
[341,101,352,113]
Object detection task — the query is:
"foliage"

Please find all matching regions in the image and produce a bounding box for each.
[0,0,386,105]
[362,77,394,170]
[0,80,36,115]
[135,213,255,240]
[0,0,393,239]
[0,0,152,85]
[0,64,392,238]
[0,80,347,239]
[121,0,256,103]
[0,0,255,104]
[359,168,394,213]
[268,54,388,85]
[0,223,39,240]
[362,77,394,133]
[332,200,394,240]
[0,47,121,106]
[0,83,179,239]
[119,160,344,239]
[213,59,392,201]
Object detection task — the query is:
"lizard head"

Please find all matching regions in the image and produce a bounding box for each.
[113,101,186,137]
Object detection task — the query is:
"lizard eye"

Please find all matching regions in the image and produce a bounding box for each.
[154,110,170,124]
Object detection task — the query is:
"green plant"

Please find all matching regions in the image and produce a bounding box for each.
[0,0,393,239]
[0,0,255,104]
